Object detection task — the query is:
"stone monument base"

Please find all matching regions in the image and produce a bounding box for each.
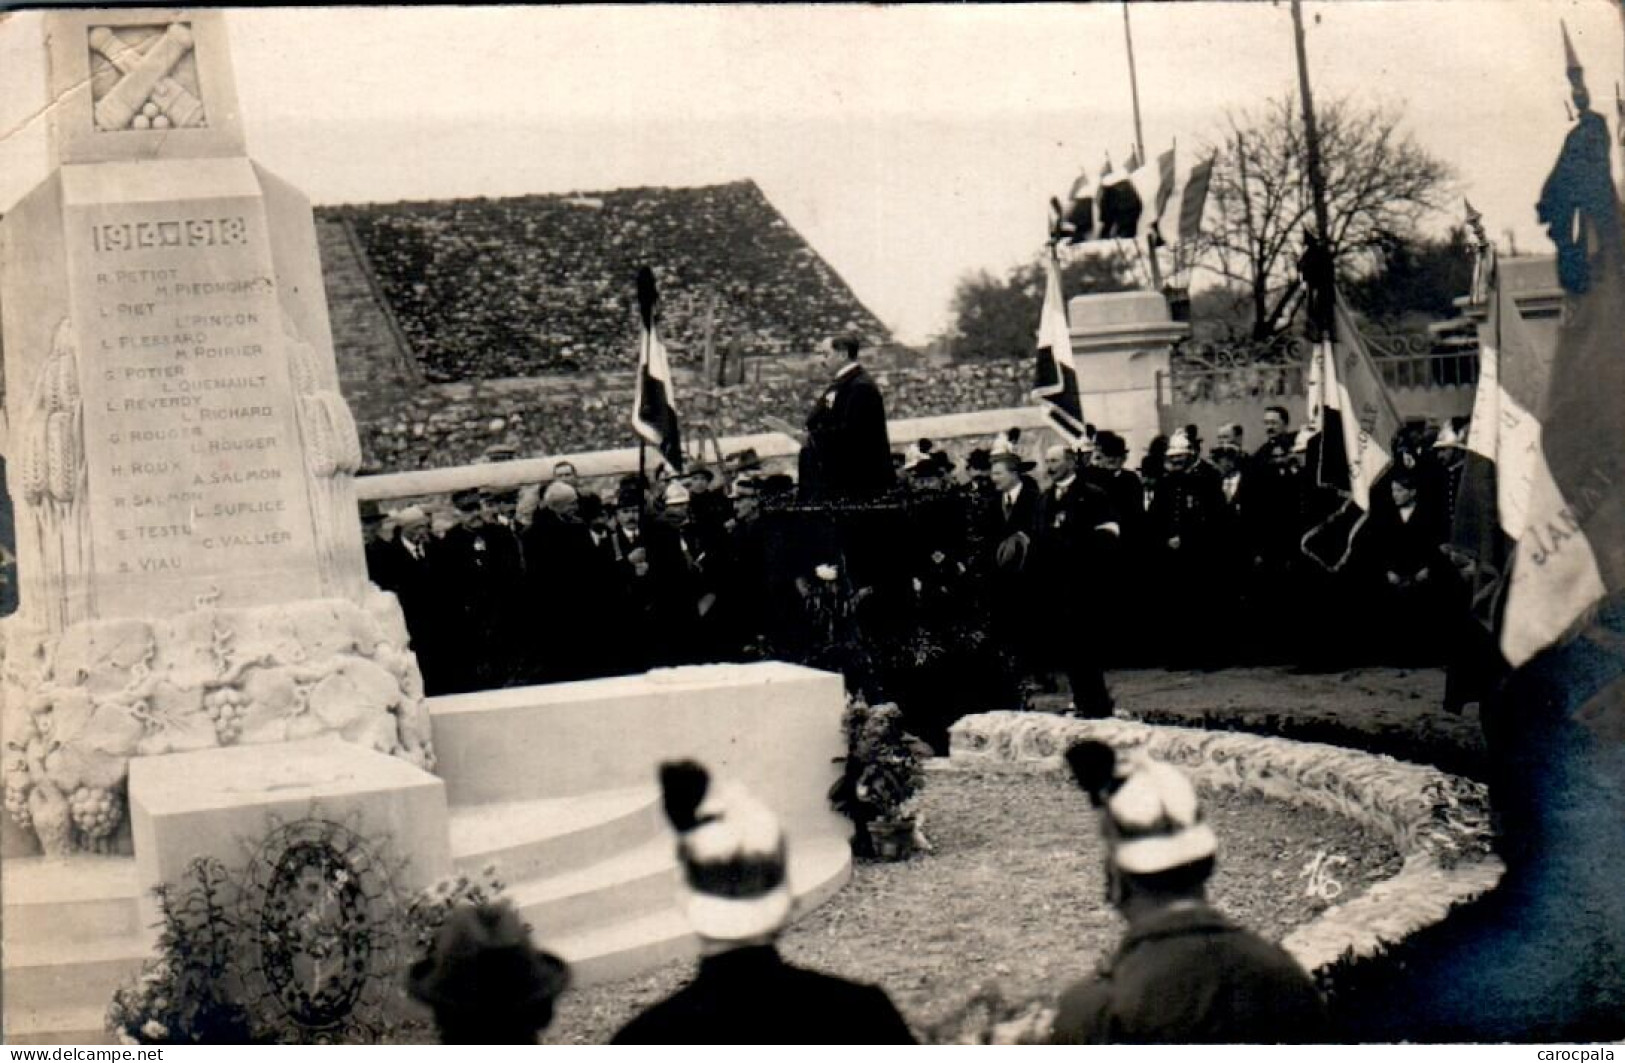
[129,737,452,926]
[2,661,853,1043]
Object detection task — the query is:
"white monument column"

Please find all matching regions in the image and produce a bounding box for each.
[1,10,434,860]
[1067,291,1190,457]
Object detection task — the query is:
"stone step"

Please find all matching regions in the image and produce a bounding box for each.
[428,662,847,809]
[545,834,852,987]
[1,856,144,948]
[447,787,660,884]
[550,906,696,988]
[511,835,679,943]
[2,932,154,1025]
[1,1003,116,1045]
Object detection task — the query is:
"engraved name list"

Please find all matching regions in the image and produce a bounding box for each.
[69,201,323,615]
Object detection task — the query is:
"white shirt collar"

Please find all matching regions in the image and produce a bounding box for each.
[835,361,862,381]
[1055,474,1076,491]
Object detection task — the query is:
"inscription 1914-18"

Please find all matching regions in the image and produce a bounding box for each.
[91,216,246,253]
[68,198,324,616]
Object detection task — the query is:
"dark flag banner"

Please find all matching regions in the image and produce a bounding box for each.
[631,266,684,474]
[1500,85,1625,666]
[1031,249,1086,439]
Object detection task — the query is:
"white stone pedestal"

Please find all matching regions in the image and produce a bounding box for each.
[128,736,451,925]
[1068,290,1189,457]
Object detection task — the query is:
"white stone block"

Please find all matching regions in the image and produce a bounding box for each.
[128,736,451,916]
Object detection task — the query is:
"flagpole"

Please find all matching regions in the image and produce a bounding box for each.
[1122,3,1164,290]
[1290,0,1332,241]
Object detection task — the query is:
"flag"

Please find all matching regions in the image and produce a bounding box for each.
[1128,155,1164,230]
[1450,250,1552,634]
[1299,240,1403,571]
[1498,89,1625,666]
[1147,146,1178,245]
[1031,249,1087,440]
[1175,156,1215,244]
[631,266,684,474]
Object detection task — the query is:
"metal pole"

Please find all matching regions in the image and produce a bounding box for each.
[1122,4,1163,290]
[1123,4,1147,165]
[1291,0,1332,241]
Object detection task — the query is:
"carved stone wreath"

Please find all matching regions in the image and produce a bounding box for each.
[234,812,407,1044]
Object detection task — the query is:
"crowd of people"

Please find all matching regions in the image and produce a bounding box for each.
[407,750,1329,1044]
[364,398,1483,731]
[329,181,886,382]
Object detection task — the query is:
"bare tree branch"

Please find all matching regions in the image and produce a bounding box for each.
[1193,94,1455,342]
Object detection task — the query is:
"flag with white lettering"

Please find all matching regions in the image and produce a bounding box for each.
[1451,251,1552,635]
[1499,92,1625,666]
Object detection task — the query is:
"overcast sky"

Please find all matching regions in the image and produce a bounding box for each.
[3,3,1622,342]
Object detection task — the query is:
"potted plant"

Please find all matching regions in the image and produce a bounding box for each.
[829,701,928,861]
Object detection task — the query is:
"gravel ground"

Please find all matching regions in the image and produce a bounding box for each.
[542,767,1401,1044]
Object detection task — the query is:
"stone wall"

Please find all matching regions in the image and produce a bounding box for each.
[314,215,419,429]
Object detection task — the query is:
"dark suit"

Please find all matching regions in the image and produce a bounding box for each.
[370,536,441,685]
[437,521,526,690]
[519,510,596,682]
[640,519,703,666]
[612,945,915,1045]
[983,476,1044,680]
[800,363,895,502]
[1052,904,1328,1044]
[1039,475,1119,715]
[1354,492,1451,665]
[1147,464,1228,666]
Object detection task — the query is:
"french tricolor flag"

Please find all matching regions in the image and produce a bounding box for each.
[631,267,684,474]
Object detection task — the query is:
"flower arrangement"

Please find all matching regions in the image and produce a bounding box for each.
[106,817,511,1045]
[106,858,256,1045]
[402,864,511,958]
[829,700,929,860]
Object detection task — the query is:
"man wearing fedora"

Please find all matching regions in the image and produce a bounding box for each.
[799,332,895,503]
[1052,741,1328,1043]
[409,901,570,1044]
[614,762,915,1044]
